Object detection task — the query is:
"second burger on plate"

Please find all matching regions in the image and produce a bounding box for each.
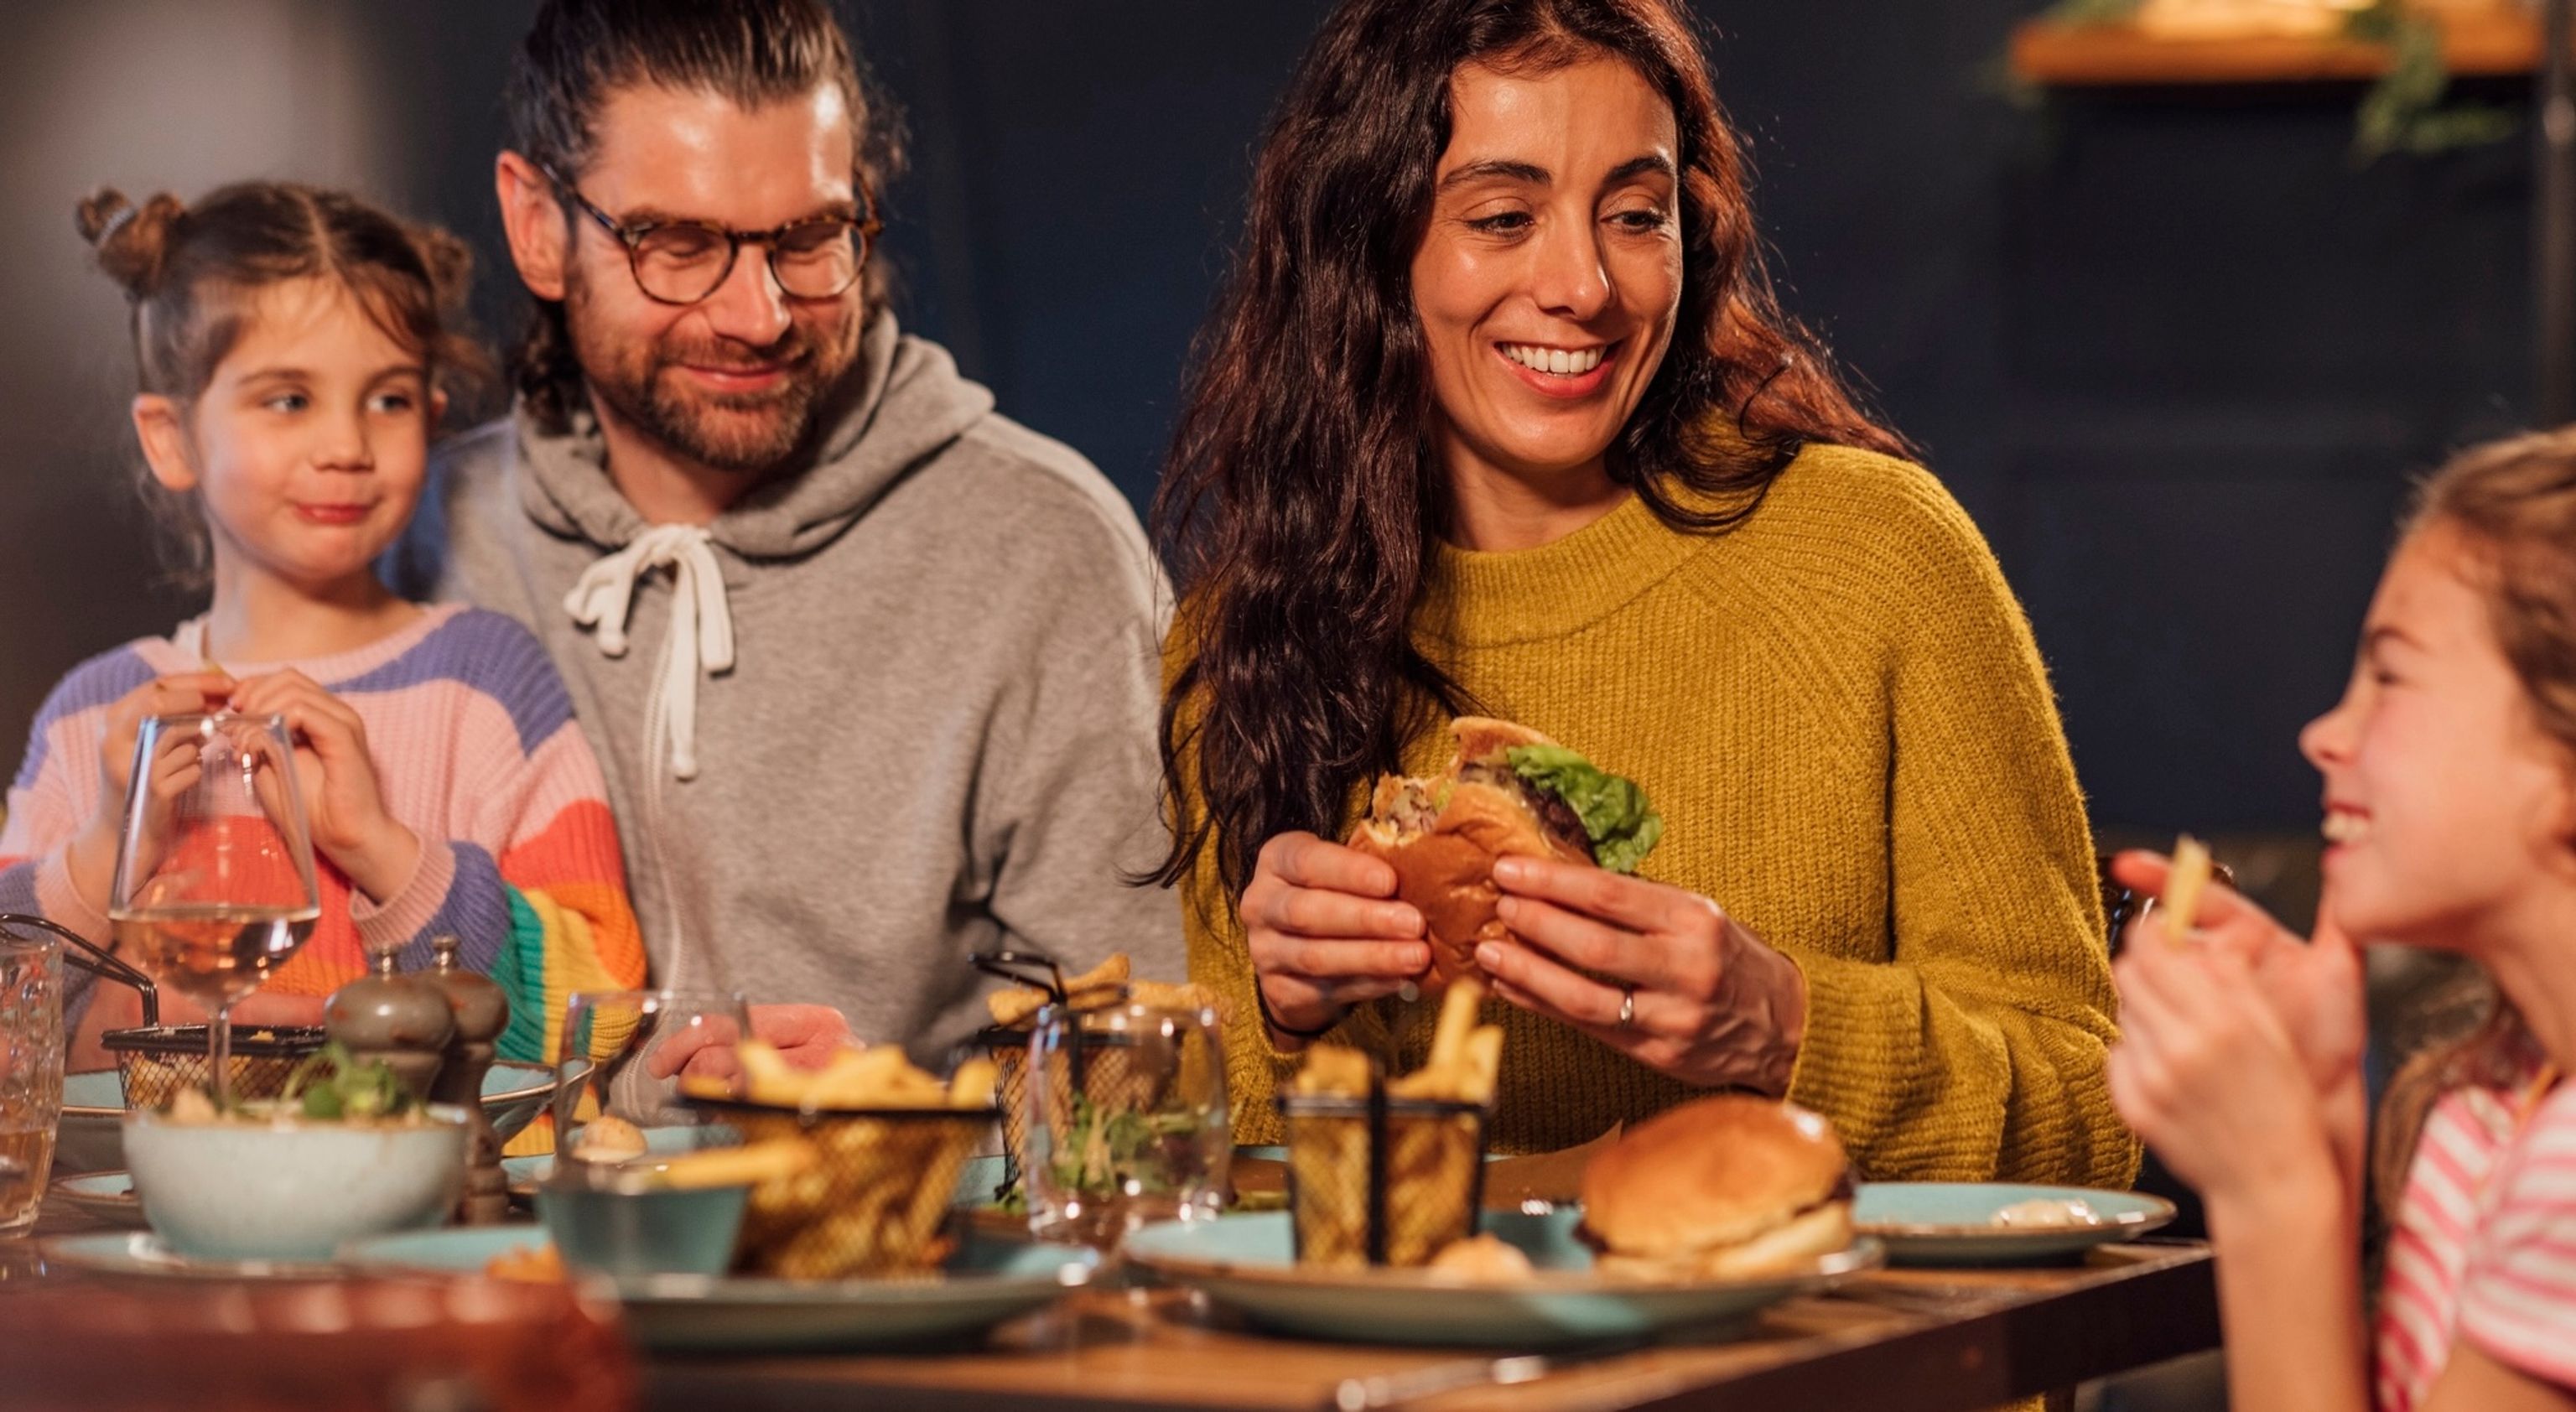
[1578,1093,1856,1281]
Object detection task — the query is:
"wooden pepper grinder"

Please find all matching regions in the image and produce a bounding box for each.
[325,947,454,1103]
[424,935,511,1225]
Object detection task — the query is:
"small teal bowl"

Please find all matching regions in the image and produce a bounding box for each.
[535,1172,749,1279]
[123,1105,469,1262]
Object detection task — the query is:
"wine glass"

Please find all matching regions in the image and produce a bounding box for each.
[106,713,319,1109]
[552,989,750,1167]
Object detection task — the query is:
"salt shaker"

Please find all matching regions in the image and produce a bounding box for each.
[424,935,512,1225]
[325,949,454,1102]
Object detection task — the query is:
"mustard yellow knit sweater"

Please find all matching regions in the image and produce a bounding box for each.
[1179,444,2138,1187]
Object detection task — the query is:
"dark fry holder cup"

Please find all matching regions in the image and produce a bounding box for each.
[1276,1086,1491,1269]
[967,950,1137,1202]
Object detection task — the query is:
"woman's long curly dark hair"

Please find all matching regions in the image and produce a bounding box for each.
[1150,0,1913,899]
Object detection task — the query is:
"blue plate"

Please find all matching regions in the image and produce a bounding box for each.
[1851,1182,2175,1265]
[343,1224,1100,1353]
[43,1230,340,1279]
[1122,1208,1879,1348]
[44,1171,144,1229]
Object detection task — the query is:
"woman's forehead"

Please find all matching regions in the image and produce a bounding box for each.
[1439,54,1675,179]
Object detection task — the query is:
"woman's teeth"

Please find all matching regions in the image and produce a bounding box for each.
[2322,812,2371,844]
[1502,344,1606,376]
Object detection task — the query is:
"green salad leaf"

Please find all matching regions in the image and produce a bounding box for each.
[1505,744,1664,875]
[281,1041,417,1122]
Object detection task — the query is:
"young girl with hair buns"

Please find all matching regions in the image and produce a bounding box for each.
[0,183,644,1070]
[2109,429,2576,1411]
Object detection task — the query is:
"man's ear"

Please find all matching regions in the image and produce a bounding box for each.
[429,386,450,431]
[496,150,570,302]
[132,395,198,492]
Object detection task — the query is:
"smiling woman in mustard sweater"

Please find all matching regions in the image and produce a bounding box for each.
[1150,0,2133,1188]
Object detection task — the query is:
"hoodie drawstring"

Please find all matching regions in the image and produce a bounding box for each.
[564,524,735,781]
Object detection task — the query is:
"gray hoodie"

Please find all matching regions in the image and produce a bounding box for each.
[396,312,1180,1058]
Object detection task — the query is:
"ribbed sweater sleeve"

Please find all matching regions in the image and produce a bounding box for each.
[1772,468,2134,1186]
[0,648,156,1031]
[439,620,646,1064]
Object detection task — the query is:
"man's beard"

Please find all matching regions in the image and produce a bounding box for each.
[564,264,866,477]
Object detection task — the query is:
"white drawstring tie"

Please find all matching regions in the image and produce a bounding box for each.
[564,525,735,781]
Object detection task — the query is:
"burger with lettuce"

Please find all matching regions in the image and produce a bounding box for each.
[1346,717,1662,989]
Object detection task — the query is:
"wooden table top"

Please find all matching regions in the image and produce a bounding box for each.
[647,1242,2215,1412]
[18,1199,2215,1412]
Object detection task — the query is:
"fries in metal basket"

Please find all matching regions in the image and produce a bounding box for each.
[696,1043,1000,1280]
[1285,979,1503,1269]
[986,953,1132,1029]
[2160,835,2213,947]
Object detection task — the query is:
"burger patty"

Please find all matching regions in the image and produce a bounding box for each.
[1458,761,1594,859]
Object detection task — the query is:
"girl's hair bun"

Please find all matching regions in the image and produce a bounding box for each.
[408,221,476,312]
[77,187,186,298]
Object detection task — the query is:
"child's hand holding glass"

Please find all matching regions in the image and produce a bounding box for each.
[226,669,420,906]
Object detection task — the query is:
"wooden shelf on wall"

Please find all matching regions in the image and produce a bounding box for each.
[2010,8,2544,86]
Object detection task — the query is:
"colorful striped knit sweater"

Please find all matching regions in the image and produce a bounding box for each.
[0,603,646,1065]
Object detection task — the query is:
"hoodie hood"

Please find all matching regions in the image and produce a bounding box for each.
[514,309,996,559]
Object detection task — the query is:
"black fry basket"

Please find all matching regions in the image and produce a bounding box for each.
[1276,1085,1491,1269]
[6,911,328,1108]
[967,949,1141,1199]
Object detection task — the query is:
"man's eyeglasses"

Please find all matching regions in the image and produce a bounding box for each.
[539,161,881,305]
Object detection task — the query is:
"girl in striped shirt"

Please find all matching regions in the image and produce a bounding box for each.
[2107,430,2576,1412]
[0,182,645,1067]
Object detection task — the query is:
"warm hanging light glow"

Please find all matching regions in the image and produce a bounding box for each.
[2133,0,2511,41]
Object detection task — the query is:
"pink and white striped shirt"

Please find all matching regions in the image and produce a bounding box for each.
[2375,1070,2576,1411]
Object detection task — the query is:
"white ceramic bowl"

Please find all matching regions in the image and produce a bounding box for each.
[122,1104,469,1261]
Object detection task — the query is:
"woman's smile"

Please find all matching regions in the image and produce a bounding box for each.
[1493,339,1621,399]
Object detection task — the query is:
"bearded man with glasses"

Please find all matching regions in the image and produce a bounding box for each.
[396,0,1177,1063]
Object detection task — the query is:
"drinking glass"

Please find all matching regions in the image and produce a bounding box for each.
[1024,1000,1229,1248]
[553,989,750,1164]
[0,921,63,1236]
[106,713,318,1108]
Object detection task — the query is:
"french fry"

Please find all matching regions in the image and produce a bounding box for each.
[986,953,1134,1027]
[654,1139,816,1191]
[1460,1025,1503,1105]
[1291,1045,1373,1098]
[2161,835,2213,947]
[947,1056,1000,1108]
[1427,975,1487,1072]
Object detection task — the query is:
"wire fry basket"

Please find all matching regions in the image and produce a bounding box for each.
[101,1025,328,1109]
[4,911,329,1108]
[1278,1085,1490,1270]
[685,1096,995,1280]
[967,950,1134,1200]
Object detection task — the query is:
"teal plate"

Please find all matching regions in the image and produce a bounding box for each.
[1852,1182,2175,1265]
[45,1171,146,1229]
[44,1231,340,1280]
[59,1062,555,1176]
[1123,1208,1879,1348]
[342,1224,1100,1353]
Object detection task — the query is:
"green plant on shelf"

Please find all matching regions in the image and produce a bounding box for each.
[2030,0,2519,159]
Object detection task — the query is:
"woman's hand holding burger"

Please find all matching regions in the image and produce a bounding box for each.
[1240,832,1431,1046]
[1480,855,1808,1097]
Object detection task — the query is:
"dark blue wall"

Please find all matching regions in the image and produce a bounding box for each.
[4,0,2546,841]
